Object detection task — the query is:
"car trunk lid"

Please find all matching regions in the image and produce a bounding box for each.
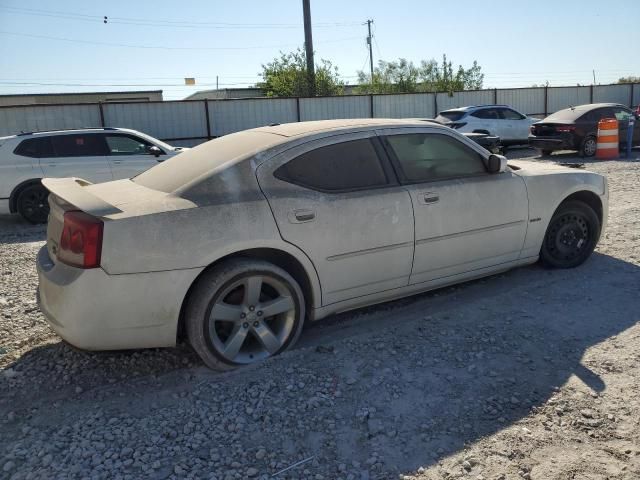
[43,177,196,265]
[530,123,574,136]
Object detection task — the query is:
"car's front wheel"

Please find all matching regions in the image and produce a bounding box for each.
[186,259,305,370]
[16,183,49,224]
[540,200,600,269]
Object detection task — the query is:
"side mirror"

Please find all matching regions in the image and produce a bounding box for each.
[488,154,508,174]
[148,146,162,158]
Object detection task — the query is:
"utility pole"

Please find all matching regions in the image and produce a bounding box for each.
[592,69,596,85]
[365,19,374,82]
[216,75,219,90]
[302,0,315,96]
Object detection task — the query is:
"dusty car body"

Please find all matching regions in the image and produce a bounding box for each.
[37,119,608,369]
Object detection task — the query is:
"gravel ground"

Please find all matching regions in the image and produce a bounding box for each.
[1,149,639,480]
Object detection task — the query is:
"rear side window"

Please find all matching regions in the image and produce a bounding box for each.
[105,134,155,155]
[274,139,388,192]
[385,133,486,183]
[52,134,109,157]
[14,137,55,158]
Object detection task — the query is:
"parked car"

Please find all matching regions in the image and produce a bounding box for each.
[0,127,188,223]
[529,103,640,157]
[435,105,540,146]
[412,119,502,153]
[37,119,608,370]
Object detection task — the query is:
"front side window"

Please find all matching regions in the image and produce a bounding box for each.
[612,107,633,122]
[274,138,388,192]
[471,108,499,120]
[385,133,486,183]
[105,134,154,155]
[13,137,55,158]
[51,134,109,157]
[500,108,526,120]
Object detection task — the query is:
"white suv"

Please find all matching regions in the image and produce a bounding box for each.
[0,128,188,223]
[435,105,541,146]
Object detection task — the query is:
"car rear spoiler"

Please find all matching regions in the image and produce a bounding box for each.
[41,177,123,217]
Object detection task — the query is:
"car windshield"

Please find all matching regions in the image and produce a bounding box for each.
[133,130,285,193]
[435,111,466,122]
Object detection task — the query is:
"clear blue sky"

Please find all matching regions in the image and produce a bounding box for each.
[0,0,638,100]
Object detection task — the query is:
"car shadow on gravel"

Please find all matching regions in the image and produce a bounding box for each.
[0,215,46,244]
[1,252,638,478]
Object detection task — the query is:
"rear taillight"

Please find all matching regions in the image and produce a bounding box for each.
[58,211,103,268]
[555,125,576,133]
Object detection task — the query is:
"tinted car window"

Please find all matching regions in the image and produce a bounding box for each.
[435,111,466,122]
[13,137,55,158]
[52,134,109,157]
[500,108,525,120]
[612,107,633,122]
[274,139,388,192]
[386,133,486,183]
[471,108,499,120]
[105,134,154,155]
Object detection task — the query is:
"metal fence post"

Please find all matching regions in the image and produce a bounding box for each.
[370,94,374,118]
[590,84,594,104]
[493,88,498,105]
[204,100,212,139]
[433,92,438,118]
[630,83,635,108]
[296,97,301,122]
[98,102,105,127]
[544,85,548,116]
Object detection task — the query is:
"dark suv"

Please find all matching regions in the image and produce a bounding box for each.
[529,103,640,157]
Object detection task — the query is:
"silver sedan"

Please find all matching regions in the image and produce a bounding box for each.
[37,119,608,370]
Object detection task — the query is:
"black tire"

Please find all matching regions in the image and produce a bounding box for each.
[540,200,601,269]
[580,135,597,158]
[540,149,553,156]
[16,183,49,224]
[185,259,305,370]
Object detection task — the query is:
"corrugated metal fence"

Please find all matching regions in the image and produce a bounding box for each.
[1,83,638,146]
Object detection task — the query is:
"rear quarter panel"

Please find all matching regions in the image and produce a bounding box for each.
[514,163,607,258]
[98,160,322,306]
[0,139,44,201]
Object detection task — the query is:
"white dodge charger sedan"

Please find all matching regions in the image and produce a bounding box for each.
[37,119,608,370]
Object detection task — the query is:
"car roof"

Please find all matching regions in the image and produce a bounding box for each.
[252,118,448,137]
[440,105,511,113]
[1,127,132,140]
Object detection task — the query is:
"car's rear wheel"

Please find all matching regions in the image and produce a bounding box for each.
[540,200,600,269]
[186,259,305,370]
[16,183,49,224]
[580,135,597,157]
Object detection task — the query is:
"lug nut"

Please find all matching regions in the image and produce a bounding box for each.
[243,322,249,328]
[240,313,246,319]
[253,321,259,327]
[257,311,263,316]
[249,306,255,311]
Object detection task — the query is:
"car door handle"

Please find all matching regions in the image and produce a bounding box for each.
[419,193,439,205]
[288,209,316,223]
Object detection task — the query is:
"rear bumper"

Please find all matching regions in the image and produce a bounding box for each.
[0,198,10,215]
[528,137,573,151]
[36,246,201,351]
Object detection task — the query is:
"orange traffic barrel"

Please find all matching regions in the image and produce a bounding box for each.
[595,118,619,160]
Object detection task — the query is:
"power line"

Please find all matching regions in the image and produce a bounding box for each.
[0,30,361,51]
[0,6,361,30]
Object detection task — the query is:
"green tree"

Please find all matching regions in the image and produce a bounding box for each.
[259,49,343,97]
[357,55,484,94]
[618,76,640,84]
